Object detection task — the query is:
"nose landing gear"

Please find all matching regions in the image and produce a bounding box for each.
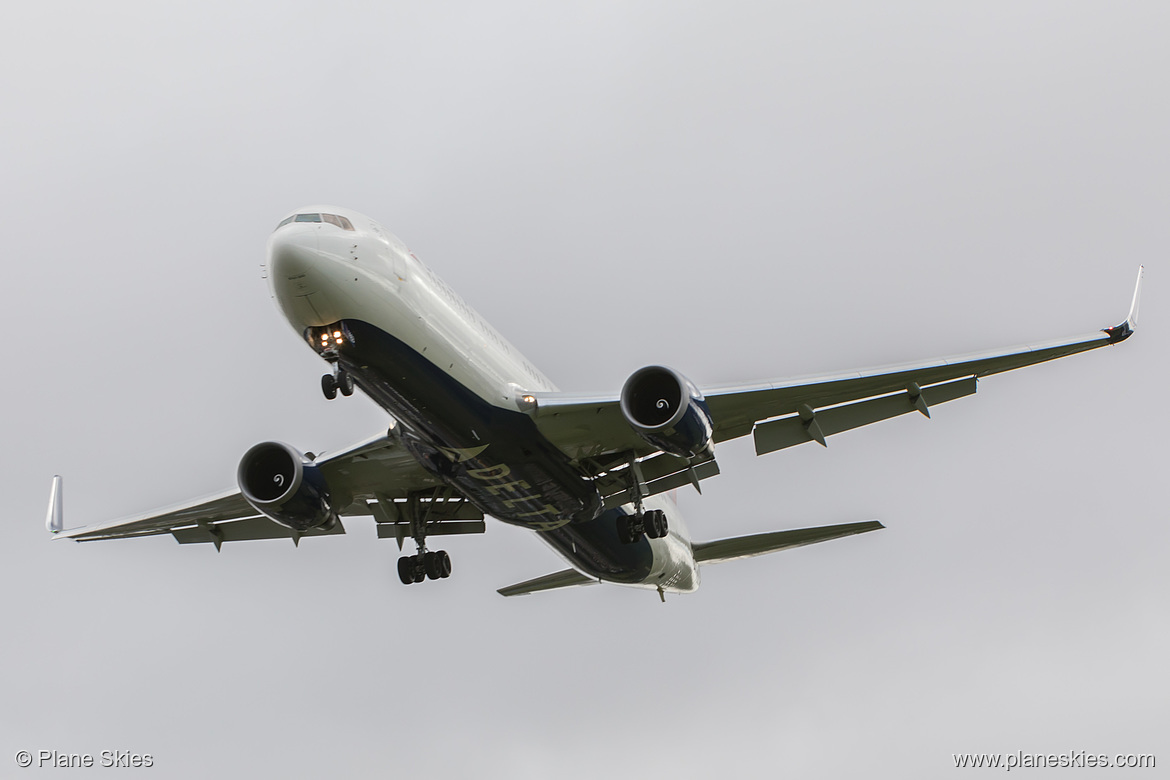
[321,368,354,400]
[311,325,355,400]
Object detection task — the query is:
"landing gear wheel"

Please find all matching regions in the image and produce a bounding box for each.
[424,551,442,580]
[397,556,414,585]
[321,373,338,400]
[645,509,667,539]
[337,369,354,396]
[436,550,452,578]
[617,515,642,544]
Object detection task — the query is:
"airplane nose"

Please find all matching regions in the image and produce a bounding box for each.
[269,228,320,295]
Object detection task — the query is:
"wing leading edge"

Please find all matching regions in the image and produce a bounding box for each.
[532,266,1143,463]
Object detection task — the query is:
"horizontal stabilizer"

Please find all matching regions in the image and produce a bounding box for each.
[497,568,599,597]
[693,520,884,565]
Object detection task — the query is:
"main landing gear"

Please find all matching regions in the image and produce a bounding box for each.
[396,493,452,585]
[615,453,669,544]
[397,549,452,584]
[617,508,668,544]
[321,367,354,400]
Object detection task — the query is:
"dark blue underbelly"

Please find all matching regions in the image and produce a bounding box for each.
[322,319,652,582]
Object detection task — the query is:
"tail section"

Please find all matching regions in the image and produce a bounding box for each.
[692,520,883,565]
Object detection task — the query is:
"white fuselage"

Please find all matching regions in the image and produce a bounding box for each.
[267,205,699,594]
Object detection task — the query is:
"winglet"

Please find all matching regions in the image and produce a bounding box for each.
[1103,265,1143,343]
[46,475,63,534]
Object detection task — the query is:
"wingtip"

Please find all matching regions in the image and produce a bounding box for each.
[1128,264,1144,327]
[1102,265,1143,344]
[45,475,63,534]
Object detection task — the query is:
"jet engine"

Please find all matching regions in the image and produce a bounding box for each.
[619,365,714,458]
[237,441,336,531]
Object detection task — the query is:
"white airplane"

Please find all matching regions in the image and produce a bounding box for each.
[46,206,1144,598]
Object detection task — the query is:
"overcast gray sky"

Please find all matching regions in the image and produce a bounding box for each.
[2,2,1166,777]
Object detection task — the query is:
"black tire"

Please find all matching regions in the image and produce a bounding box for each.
[424,551,442,580]
[338,369,354,396]
[656,510,669,537]
[321,373,338,400]
[412,563,426,583]
[397,556,414,585]
[437,550,452,578]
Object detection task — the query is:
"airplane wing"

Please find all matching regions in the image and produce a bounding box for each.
[532,266,1143,471]
[53,431,455,547]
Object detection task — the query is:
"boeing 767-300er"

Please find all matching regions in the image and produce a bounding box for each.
[46,207,1144,598]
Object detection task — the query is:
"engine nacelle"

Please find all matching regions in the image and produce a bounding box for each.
[619,366,714,459]
[237,441,336,532]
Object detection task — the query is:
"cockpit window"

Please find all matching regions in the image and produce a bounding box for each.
[275,213,356,231]
[323,213,355,231]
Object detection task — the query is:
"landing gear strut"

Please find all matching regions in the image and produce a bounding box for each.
[395,492,452,585]
[314,325,355,400]
[615,453,668,544]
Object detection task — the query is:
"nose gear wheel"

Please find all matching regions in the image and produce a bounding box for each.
[321,368,354,399]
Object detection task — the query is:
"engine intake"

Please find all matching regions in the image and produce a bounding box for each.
[238,441,335,531]
[620,366,714,458]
